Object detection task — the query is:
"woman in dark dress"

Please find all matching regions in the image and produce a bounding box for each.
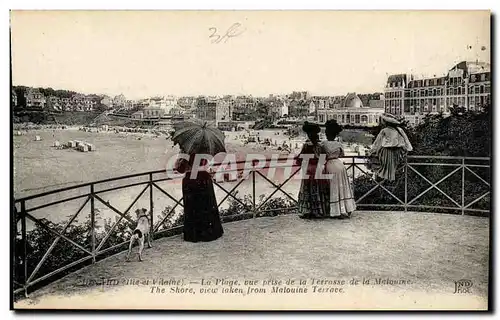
[175,153,224,242]
[296,122,330,219]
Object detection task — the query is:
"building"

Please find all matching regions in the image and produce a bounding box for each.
[217,120,254,131]
[177,96,197,109]
[46,96,62,111]
[215,100,233,122]
[233,96,257,120]
[266,97,289,119]
[113,94,127,108]
[61,98,72,111]
[317,92,384,127]
[142,106,165,118]
[24,88,45,109]
[131,111,144,119]
[195,97,217,121]
[168,107,183,115]
[124,100,136,110]
[289,91,310,101]
[385,61,491,126]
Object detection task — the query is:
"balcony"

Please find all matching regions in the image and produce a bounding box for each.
[12,156,490,309]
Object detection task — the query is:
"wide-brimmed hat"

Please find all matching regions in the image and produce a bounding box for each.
[380,113,401,125]
[325,119,343,135]
[302,121,321,134]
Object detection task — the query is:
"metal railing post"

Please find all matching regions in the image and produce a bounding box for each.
[90,184,96,263]
[20,200,28,298]
[352,157,355,182]
[252,170,256,219]
[149,173,154,238]
[462,158,465,215]
[404,157,408,212]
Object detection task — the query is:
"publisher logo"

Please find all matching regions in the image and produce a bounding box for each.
[453,279,473,294]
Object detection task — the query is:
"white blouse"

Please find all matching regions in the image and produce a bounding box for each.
[320,141,344,159]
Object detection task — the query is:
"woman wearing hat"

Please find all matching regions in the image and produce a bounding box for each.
[295,122,330,219]
[321,120,356,219]
[369,113,413,182]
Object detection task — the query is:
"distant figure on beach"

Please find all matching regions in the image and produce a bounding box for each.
[174,150,224,243]
[369,114,413,182]
[296,122,330,219]
[321,120,356,219]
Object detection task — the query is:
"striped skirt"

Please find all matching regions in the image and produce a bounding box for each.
[376,147,405,181]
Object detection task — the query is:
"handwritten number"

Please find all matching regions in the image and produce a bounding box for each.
[209,23,246,44]
[208,27,221,44]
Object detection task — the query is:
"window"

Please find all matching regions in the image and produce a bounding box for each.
[432,105,437,112]
[416,106,421,113]
[475,86,480,94]
[486,85,490,93]
[480,85,484,94]
[355,115,361,123]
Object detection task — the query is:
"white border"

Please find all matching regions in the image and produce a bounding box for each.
[1,1,498,319]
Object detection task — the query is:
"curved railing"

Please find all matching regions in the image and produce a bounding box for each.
[12,155,490,298]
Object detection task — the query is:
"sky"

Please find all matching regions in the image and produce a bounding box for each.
[10,10,491,99]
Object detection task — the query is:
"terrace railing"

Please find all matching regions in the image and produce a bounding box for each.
[12,155,490,298]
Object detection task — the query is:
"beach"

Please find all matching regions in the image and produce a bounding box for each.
[13,127,368,229]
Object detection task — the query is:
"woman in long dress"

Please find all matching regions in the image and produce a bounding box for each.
[296,122,330,219]
[370,113,413,182]
[175,153,224,242]
[321,120,356,219]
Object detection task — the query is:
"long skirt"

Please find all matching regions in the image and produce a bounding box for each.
[376,147,405,181]
[182,171,224,242]
[297,176,330,219]
[324,159,356,217]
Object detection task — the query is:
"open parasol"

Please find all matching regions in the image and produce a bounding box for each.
[172,120,226,155]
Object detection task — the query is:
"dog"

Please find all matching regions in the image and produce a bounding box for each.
[126,208,152,262]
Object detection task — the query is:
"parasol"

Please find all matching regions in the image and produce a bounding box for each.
[172,120,226,155]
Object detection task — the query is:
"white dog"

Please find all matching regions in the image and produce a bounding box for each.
[126,208,152,262]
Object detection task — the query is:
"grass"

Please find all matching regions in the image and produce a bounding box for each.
[15,211,489,309]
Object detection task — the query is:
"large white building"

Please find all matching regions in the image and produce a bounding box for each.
[385,61,491,126]
[317,93,384,127]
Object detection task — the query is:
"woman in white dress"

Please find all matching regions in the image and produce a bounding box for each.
[321,120,356,219]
